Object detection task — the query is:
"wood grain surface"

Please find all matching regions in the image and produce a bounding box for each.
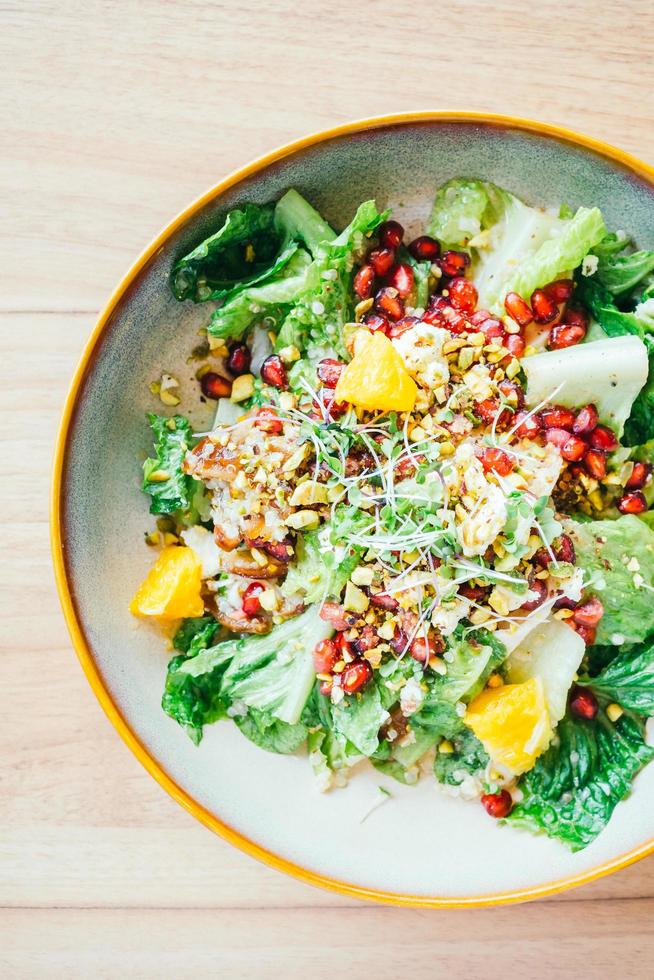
[3,1,654,977]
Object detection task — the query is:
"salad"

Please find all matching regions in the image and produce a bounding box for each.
[130,179,654,850]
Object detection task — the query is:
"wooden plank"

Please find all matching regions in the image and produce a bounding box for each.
[1,0,653,311]
[2,902,654,979]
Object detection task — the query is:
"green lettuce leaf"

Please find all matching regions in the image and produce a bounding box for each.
[426,178,491,249]
[330,683,389,757]
[275,199,388,355]
[206,248,313,342]
[433,727,489,788]
[579,638,654,714]
[280,530,360,604]
[172,617,219,656]
[523,335,649,436]
[597,248,654,296]
[162,638,239,744]
[171,202,292,303]
[142,414,198,516]
[234,709,308,754]
[569,516,654,645]
[508,709,654,850]
[273,188,335,256]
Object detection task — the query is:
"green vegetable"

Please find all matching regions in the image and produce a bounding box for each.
[426,179,605,312]
[523,335,648,436]
[221,606,333,725]
[579,638,654,714]
[206,248,313,342]
[280,531,359,604]
[162,639,239,744]
[433,727,489,787]
[273,188,335,256]
[234,710,308,754]
[275,199,388,355]
[172,617,219,656]
[595,237,654,296]
[569,516,654,645]
[142,414,198,515]
[171,203,295,303]
[509,710,654,850]
[330,683,389,757]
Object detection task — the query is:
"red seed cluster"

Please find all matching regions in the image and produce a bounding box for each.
[481,790,513,818]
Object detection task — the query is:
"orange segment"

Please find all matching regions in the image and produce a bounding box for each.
[335,331,417,412]
[130,546,204,621]
[465,677,552,775]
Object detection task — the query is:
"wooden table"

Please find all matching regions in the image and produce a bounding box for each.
[3,1,654,975]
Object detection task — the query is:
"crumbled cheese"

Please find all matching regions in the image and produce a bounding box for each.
[581,254,599,277]
[400,677,425,717]
[392,322,451,391]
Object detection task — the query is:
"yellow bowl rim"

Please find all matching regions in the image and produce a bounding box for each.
[51,110,654,908]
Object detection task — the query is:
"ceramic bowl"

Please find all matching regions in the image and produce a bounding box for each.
[53,112,654,906]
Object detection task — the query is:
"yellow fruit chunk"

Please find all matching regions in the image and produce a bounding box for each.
[130,546,204,621]
[465,677,552,775]
[334,332,417,412]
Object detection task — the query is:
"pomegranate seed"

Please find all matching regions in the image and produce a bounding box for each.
[387,263,414,298]
[260,355,288,389]
[369,591,399,611]
[548,323,586,349]
[341,659,372,694]
[573,404,599,436]
[589,425,618,452]
[227,342,252,376]
[322,395,349,420]
[247,536,294,563]
[504,292,533,327]
[354,624,381,654]
[469,309,492,326]
[584,449,607,480]
[541,406,576,430]
[200,372,232,399]
[410,636,437,663]
[439,250,470,277]
[378,220,404,250]
[626,461,652,490]
[440,305,468,334]
[530,289,559,324]
[535,534,576,567]
[241,582,265,617]
[545,427,573,451]
[459,582,490,602]
[521,577,548,612]
[513,410,542,439]
[564,306,589,331]
[479,447,515,476]
[254,406,283,434]
[481,790,513,818]
[313,637,339,674]
[319,678,333,697]
[504,334,525,357]
[375,286,404,321]
[408,235,440,261]
[319,602,350,631]
[353,263,375,299]
[618,490,648,514]
[475,399,510,428]
[574,623,597,646]
[447,277,478,313]
[317,358,345,388]
[478,318,505,339]
[573,597,604,628]
[363,312,390,335]
[334,631,353,659]
[388,315,420,339]
[553,595,577,610]
[368,247,396,277]
[498,379,525,409]
[561,434,588,462]
[389,626,408,655]
[570,687,598,719]
[543,279,575,303]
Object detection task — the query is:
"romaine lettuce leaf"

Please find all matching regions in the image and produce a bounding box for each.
[330,683,389,757]
[171,202,293,303]
[523,335,649,436]
[142,414,198,516]
[234,709,308,754]
[426,179,605,312]
[275,199,388,355]
[433,727,489,788]
[206,248,313,342]
[273,188,335,256]
[172,616,219,656]
[280,530,360,604]
[579,638,654,714]
[508,709,654,850]
[596,248,654,296]
[569,516,654,645]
